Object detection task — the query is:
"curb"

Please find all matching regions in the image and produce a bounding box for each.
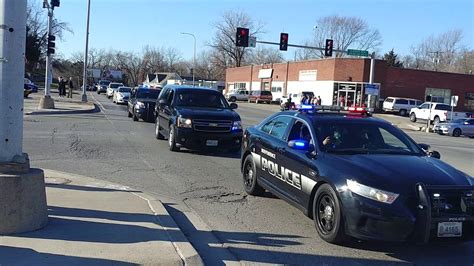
[25,103,100,116]
[42,169,204,266]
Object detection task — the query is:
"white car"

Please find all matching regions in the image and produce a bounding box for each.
[226,89,249,102]
[409,102,471,124]
[113,86,132,104]
[106,82,124,98]
[382,97,422,116]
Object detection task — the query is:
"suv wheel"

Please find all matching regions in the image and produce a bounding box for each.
[168,126,180,151]
[313,184,346,244]
[410,113,417,122]
[433,116,440,125]
[242,155,264,196]
[155,117,164,140]
[452,128,462,137]
[399,109,407,116]
[230,96,236,102]
[128,110,132,118]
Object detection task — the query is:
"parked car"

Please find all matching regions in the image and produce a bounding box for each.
[96,80,111,94]
[24,78,38,93]
[409,102,472,124]
[106,82,124,98]
[127,88,161,122]
[383,97,422,116]
[113,86,132,104]
[154,85,242,152]
[248,90,273,104]
[225,89,249,102]
[433,118,474,137]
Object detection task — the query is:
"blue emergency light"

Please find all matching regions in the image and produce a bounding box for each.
[294,140,307,148]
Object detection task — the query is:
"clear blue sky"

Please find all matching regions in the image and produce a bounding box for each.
[35,0,474,60]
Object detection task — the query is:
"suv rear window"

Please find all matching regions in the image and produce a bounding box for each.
[384,98,394,103]
[435,104,450,111]
[261,91,272,96]
[395,99,408,104]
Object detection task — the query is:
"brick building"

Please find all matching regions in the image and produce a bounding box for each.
[225,58,474,111]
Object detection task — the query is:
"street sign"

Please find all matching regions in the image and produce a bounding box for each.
[249,36,257,48]
[451,95,459,107]
[364,84,380,95]
[347,49,369,57]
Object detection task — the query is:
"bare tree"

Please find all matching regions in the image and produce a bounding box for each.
[211,10,265,67]
[455,49,474,74]
[113,52,142,86]
[300,15,382,58]
[248,47,284,64]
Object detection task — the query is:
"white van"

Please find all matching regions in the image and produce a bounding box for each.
[383,97,422,116]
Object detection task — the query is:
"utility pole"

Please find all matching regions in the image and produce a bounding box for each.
[181,32,196,86]
[367,52,376,110]
[82,0,91,102]
[429,51,443,71]
[0,0,48,234]
[38,0,55,109]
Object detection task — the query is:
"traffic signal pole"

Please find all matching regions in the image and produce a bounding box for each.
[0,0,48,235]
[38,2,55,109]
[255,40,346,53]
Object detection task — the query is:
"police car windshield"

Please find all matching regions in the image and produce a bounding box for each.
[313,121,423,155]
[175,91,229,109]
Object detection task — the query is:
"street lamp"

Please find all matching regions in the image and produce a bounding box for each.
[82,0,91,102]
[181,32,196,86]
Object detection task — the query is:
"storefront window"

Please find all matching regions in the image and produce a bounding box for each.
[332,82,363,107]
[425,88,451,104]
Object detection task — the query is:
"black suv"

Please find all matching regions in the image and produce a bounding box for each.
[128,87,161,122]
[154,85,243,152]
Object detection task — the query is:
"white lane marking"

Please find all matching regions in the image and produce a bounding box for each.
[90,93,107,111]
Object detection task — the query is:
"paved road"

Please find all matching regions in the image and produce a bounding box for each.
[23,94,474,265]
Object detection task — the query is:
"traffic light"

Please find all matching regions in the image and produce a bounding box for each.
[51,0,60,8]
[47,35,56,55]
[236,27,249,47]
[279,33,288,51]
[324,39,333,57]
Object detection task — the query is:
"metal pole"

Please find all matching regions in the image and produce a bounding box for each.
[81,0,91,102]
[0,0,27,162]
[44,8,52,97]
[367,52,375,110]
[181,32,196,86]
[450,96,454,122]
[426,96,432,133]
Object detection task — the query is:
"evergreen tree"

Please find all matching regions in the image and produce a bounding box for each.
[383,49,404,67]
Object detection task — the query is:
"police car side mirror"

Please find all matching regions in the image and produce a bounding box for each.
[288,140,310,151]
[230,103,238,110]
[428,150,441,159]
[418,143,430,151]
[158,99,167,106]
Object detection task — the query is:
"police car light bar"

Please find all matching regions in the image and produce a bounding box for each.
[294,140,306,147]
[299,104,314,110]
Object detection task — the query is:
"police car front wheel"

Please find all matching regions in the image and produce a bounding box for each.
[313,184,346,244]
[242,155,264,196]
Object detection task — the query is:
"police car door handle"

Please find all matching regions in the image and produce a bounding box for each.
[277,147,286,153]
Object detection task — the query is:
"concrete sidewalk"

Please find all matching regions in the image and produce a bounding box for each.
[24,90,97,115]
[0,169,202,266]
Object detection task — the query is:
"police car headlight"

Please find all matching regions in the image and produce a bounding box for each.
[346,179,399,204]
[135,102,145,109]
[232,121,242,131]
[177,117,192,128]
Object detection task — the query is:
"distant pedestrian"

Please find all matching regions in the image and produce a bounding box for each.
[67,77,74,98]
[58,77,65,97]
[316,96,322,105]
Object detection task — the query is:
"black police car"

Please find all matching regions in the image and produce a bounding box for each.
[127,87,161,122]
[154,85,242,152]
[241,105,474,244]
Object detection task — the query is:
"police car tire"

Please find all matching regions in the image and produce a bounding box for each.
[313,184,346,244]
[242,155,264,196]
[133,109,139,121]
[168,126,179,151]
[128,110,132,118]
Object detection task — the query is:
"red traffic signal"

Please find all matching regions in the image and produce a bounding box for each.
[324,39,333,57]
[280,33,288,51]
[236,27,249,47]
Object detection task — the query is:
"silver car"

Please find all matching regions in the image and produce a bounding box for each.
[434,118,474,137]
